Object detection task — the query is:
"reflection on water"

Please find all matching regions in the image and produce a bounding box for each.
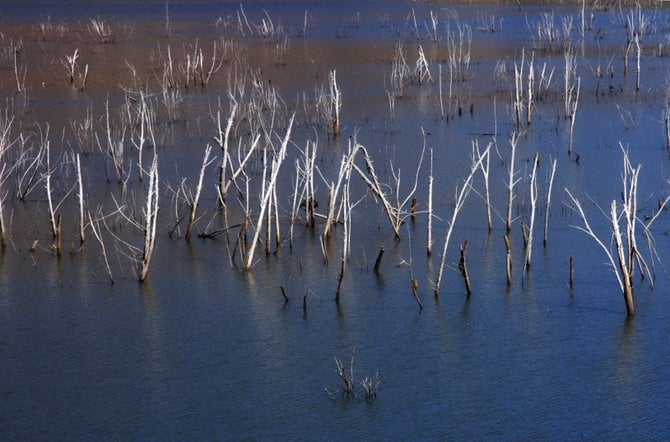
[1,0,670,439]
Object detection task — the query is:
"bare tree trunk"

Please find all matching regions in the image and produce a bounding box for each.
[568,78,580,155]
[438,64,444,118]
[140,156,159,282]
[329,70,341,137]
[513,50,524,130]
[374,247,385,273]
[336,180,351,303]
[473,141,492,232]
[527,53,534,127]
[504,234,512,286]
[186,144,212,241]
[459,240,472,295]
[245,114,295,270]
[524,153,539,271]
[215,102,237,203]
[322,154,348,239]
[635,34,641,93]
[565,189,636,315]
[77,154,86,243]
[45,136,61,256]
[335,252,346,303]
[506,132,520,235]
[0,164,7,247]
[434,143,490,297]
[544,158,557,247]
[273,184,281,249]
[427,148,434,255]
[89,211,113,284]
[611,201,635,315]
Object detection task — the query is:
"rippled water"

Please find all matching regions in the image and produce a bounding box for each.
[1,0,670,439]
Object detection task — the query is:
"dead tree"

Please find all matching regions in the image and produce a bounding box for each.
[140,156,159,281]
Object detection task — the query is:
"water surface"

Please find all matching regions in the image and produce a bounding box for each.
[1,0,670,439]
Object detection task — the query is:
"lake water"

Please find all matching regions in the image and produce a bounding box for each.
[1,0,670,439]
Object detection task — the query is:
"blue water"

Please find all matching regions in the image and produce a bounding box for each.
[2,235,669,439]
[1,1,670,439]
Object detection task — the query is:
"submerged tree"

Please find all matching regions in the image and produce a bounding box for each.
[565,146,668,316]
[140,155,160,281]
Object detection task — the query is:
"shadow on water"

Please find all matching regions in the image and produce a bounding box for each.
[460,294,472,322]
[138,279,172,388]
